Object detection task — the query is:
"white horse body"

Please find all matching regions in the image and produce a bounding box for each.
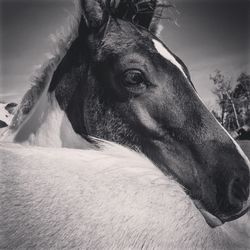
[1,141,249,250]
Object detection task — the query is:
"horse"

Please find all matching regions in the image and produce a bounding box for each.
[1,0,250,244]
[1,142,250,249]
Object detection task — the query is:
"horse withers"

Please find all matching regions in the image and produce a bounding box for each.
[1,0,250,228]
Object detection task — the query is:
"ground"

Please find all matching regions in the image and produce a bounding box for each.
[238,141,250,159]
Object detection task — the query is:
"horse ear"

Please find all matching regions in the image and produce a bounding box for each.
[79,0,109,31]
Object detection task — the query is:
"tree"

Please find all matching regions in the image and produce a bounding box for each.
[234,73,250,100]
[210,70,240,129]
[233,72,250,126]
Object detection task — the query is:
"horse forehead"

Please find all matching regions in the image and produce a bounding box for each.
[152,39,187,79]
[99,20,152,54]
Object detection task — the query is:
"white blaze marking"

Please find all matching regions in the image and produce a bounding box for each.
[153,39,250,173]
[153,39,187,79]
[153,38,250,170]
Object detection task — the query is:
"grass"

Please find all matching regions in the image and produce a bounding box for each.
[237,140,250,159]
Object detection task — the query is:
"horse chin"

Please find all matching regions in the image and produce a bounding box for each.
[199,209,223,228]
[193,200,250,228]
[193,200,223,228]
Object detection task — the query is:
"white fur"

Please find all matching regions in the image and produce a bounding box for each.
[1,94,92,149]
[153,39,187,79]
[0,142,249,249]
[0,104,14,125]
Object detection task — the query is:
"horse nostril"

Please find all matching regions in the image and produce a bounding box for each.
[228,178,249,210]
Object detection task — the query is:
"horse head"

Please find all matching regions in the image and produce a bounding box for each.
[6,0,250,227]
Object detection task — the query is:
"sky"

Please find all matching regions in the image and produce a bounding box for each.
[0,0,249,108]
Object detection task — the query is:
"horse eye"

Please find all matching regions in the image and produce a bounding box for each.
[122,70,145,87]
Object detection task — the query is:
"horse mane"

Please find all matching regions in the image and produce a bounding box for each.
[10,0,174,131]
[111,0,174,34]
[10,1,82,130]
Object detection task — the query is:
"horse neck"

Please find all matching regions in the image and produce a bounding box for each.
[2,35,91,149]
